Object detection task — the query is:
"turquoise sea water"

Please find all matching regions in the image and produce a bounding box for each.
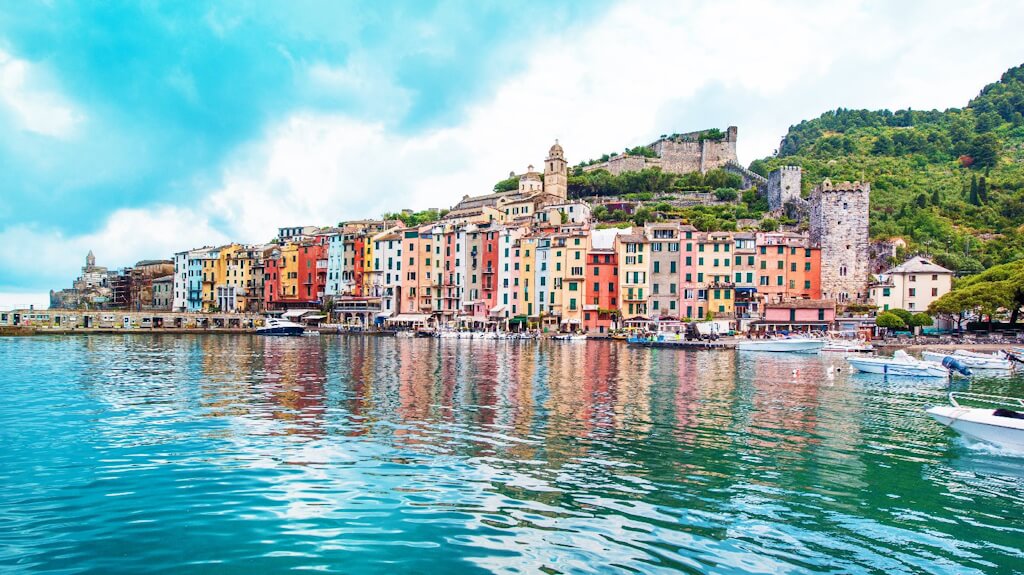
[1,335,1022,574]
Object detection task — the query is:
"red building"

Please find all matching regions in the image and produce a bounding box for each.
[583,248,618,334]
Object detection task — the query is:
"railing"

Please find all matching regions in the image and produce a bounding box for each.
[949,392,1024,409]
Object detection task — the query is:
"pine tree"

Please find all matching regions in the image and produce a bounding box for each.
[931,189,941,206]
[969,175,979,205]
[978,177,989,203]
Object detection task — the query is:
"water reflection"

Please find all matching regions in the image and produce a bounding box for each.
[0,335,1022,574]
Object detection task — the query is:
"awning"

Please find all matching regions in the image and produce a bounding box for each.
[734,287,758,294]
[489,305,507,316]
[509,316,529,325]
[283,309,317,319]
[301,314,327,320]
[375,311,393,318]
[562,318,581,324]
[387,313,430,323]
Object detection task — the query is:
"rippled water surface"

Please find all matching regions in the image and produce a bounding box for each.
[1,335,1023,574]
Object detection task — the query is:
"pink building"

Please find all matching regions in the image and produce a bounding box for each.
[754,299,836,333]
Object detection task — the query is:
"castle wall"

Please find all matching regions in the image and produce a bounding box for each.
[809,180,870,303]
[765,166,801,212]
[581,126,738,176]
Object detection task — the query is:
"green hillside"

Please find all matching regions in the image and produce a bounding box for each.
[751,64,1024,273]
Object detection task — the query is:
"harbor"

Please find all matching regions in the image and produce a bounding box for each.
[2,334,1022,573]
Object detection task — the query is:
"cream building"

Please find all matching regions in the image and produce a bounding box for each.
[869,256,953,313]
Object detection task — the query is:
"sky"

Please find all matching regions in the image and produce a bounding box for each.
[2,0,1024,309]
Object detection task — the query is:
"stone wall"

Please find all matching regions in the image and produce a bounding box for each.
[765,166,802,212]
[582,126,738,176]
[809,179,870,303]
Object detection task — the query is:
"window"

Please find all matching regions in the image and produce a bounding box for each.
[839,265,847,277]
[909,275,916,282]
[594,282,600,292]
[883,288,891,297]
[653,261,660,273]
[931,274,938,281]
[931,287,938,297]
[909,288,916,297]
[670,261,676,273]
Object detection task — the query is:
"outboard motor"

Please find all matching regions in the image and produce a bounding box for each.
[941,356,973,376]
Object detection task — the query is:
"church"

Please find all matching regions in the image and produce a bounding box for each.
[444,141,569,224]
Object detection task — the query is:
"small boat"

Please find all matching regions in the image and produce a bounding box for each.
[821,333,874,353]
[921,350,1013,371]
[927,392,1024,451]
[551,334,587,341]
[737,337,824,353]
[255,317,305,336]
[847,350,964,378]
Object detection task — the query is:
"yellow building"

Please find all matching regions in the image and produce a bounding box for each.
[696,232,734,318]
[517,236,538,319]
[550,230,588,330]
[615,231,649,321]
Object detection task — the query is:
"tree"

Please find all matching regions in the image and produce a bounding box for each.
[930,189,940,206]
[875,311,906,330]
[759,218,779,232]
[493,176,519,193]
[632,207,656,226]
[969,175,979,205]
[889,308,914,327]
[915,193,927,208]
[910,312,933,328]
[978,176,988,203]
[967,133,1000,168]
[714,188,738,202]
[591,205,609,221]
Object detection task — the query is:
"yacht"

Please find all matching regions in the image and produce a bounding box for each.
[847,350,963,378]
[737,337,824,353]
[255,317,305,336]
[927,392,1024,451]
[921,349,1013,371]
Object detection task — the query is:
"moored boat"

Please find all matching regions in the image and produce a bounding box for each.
[821,332,874,353]
[551,334,587,341]
[255,317,305,336]
[737,337,824,353]
[927,392,1024,451]
[921,349,1013,371]
[847,350,959,378]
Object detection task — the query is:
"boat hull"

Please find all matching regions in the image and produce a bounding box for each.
[255,326,304,336]
[927,406,1024,450]
[921,351,1011,370]
[737,340,824,353]
[847,358,948,378]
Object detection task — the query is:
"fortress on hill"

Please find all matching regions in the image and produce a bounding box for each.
[582,126,738,175]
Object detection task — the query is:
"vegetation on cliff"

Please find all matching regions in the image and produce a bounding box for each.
[753,63,1024,272]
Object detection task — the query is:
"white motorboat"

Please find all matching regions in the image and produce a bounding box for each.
[847,350,954,378]
[551,334,587,341]
[737,337,824,353]
[927,392,1024,451]
[255,317,305,336]
[921,350,1013,371]
[821,339,874,353]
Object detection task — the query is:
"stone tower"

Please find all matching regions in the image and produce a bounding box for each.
[543,140,568,200]
[86,250,96,268]
[809,178,870,303]
[765,166,801,212]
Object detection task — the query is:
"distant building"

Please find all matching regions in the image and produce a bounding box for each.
[869,256,953,313]
[582,127,738,176]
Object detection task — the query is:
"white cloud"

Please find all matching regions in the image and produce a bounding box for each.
[200,0,1024,243]
[0,49,85,139]
[6,0,1024,304]
[0,206,230,293]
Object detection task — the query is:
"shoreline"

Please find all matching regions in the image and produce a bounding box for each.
[4,328,1020,353]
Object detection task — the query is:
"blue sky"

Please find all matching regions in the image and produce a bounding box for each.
[2,0,1024,308]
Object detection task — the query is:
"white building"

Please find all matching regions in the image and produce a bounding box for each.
[870,256,953,313]
[172,251,189,312]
